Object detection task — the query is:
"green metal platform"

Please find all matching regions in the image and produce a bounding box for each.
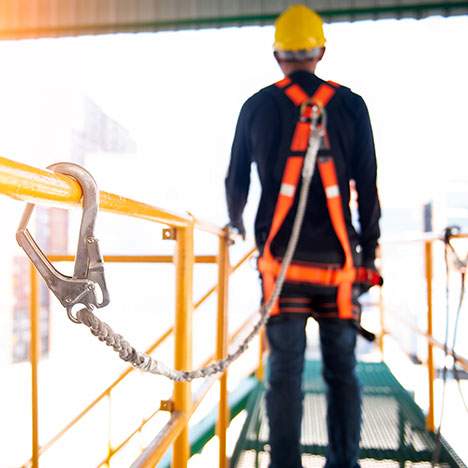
[231,361,466,467]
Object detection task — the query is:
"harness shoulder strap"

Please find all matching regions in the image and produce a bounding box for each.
[260,80,338,315]
[274,77,338,107]
[262,77,381,321]
[266,80,337,247]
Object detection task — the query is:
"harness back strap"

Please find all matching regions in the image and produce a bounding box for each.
[318,157,354,318]
[259,79,356,317]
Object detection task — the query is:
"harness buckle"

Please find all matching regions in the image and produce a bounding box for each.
[300,99,322,121]
[16,163,110,323]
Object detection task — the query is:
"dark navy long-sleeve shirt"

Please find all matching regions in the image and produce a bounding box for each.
[225,71,380,266]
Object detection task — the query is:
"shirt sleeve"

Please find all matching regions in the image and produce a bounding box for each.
[225,99,253,231]
[351,96,381,264]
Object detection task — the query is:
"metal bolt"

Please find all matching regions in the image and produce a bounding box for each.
[65,297,72,303]
[162,228,177,240]
[160,399,174,412]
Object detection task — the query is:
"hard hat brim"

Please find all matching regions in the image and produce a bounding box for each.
[274,48,323,61]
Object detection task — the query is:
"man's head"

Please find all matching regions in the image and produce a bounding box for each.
[273,4,326,75]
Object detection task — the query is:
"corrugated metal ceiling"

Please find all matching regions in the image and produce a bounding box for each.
[0,1,467,40]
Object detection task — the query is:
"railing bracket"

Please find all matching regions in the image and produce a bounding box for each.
[162,228,177,240]
[160,399,175,412]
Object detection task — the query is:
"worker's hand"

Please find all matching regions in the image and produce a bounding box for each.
[225,221,246,243]
[362,258,378,273]
[356,259,382,296]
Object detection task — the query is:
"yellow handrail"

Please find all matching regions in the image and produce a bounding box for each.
[425,240,436,431]
[29,267,40,468]
[0,155,222,234]
[216,235,230,468]
[0,155,262,468]
[48,254,219,263]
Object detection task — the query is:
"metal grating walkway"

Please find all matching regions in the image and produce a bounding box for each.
[231,361,466,467]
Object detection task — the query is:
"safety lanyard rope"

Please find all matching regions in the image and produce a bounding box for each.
[15,92,328,381]
[259,78,358,319]
[433,227,468,466]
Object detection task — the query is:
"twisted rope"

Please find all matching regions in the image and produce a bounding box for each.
[74,124,323,381]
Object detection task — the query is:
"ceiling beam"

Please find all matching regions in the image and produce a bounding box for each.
[0,1,467,40]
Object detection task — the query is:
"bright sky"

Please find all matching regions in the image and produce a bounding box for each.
[0,15,467,231]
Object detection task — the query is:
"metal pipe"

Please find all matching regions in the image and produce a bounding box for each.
[0,155,248,239]
[172,225,194,468]
[216,234,229,468]
[47,254,217,264]
[376,246,385,359]
[131,412,188,468]
[132,309,259,467]
[425,240,435,432]
[0,156,190,228]
[106,393,112,466]
[30,265,40,468]
[255,328,265,381]
[194,218,225,238]
[97,407,161,467]
[378,286,385,359]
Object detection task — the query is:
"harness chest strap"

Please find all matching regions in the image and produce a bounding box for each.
[259,78,356,318]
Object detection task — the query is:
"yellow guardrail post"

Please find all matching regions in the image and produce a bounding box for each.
[376,245,385,359]
[30,265,40,468]
[378,285,385,359]
[216,233,230,468]
[424,240,435,432]
[256,329,265,381]
[106,392,112,466]
[172,225,194,468]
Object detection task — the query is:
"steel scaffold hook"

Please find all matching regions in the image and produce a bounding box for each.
[16,162,110,323]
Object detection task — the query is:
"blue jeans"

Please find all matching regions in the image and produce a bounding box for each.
[266,315,361,468]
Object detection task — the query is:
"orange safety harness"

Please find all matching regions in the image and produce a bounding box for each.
[258,77,382,319]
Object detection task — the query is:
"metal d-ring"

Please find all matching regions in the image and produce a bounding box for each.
[16,163,110,323]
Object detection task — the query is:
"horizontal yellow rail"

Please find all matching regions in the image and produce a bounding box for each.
[47,254,218,264]
[0,156,223,234]
[382,232,468,244]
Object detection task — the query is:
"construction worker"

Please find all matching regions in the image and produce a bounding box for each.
[225,4,381,468]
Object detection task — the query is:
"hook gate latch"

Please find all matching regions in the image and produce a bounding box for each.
[16,162,110,323]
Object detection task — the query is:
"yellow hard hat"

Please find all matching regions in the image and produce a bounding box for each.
[274,4,326,52]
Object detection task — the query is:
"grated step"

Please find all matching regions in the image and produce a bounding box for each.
[231,361,465,468]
